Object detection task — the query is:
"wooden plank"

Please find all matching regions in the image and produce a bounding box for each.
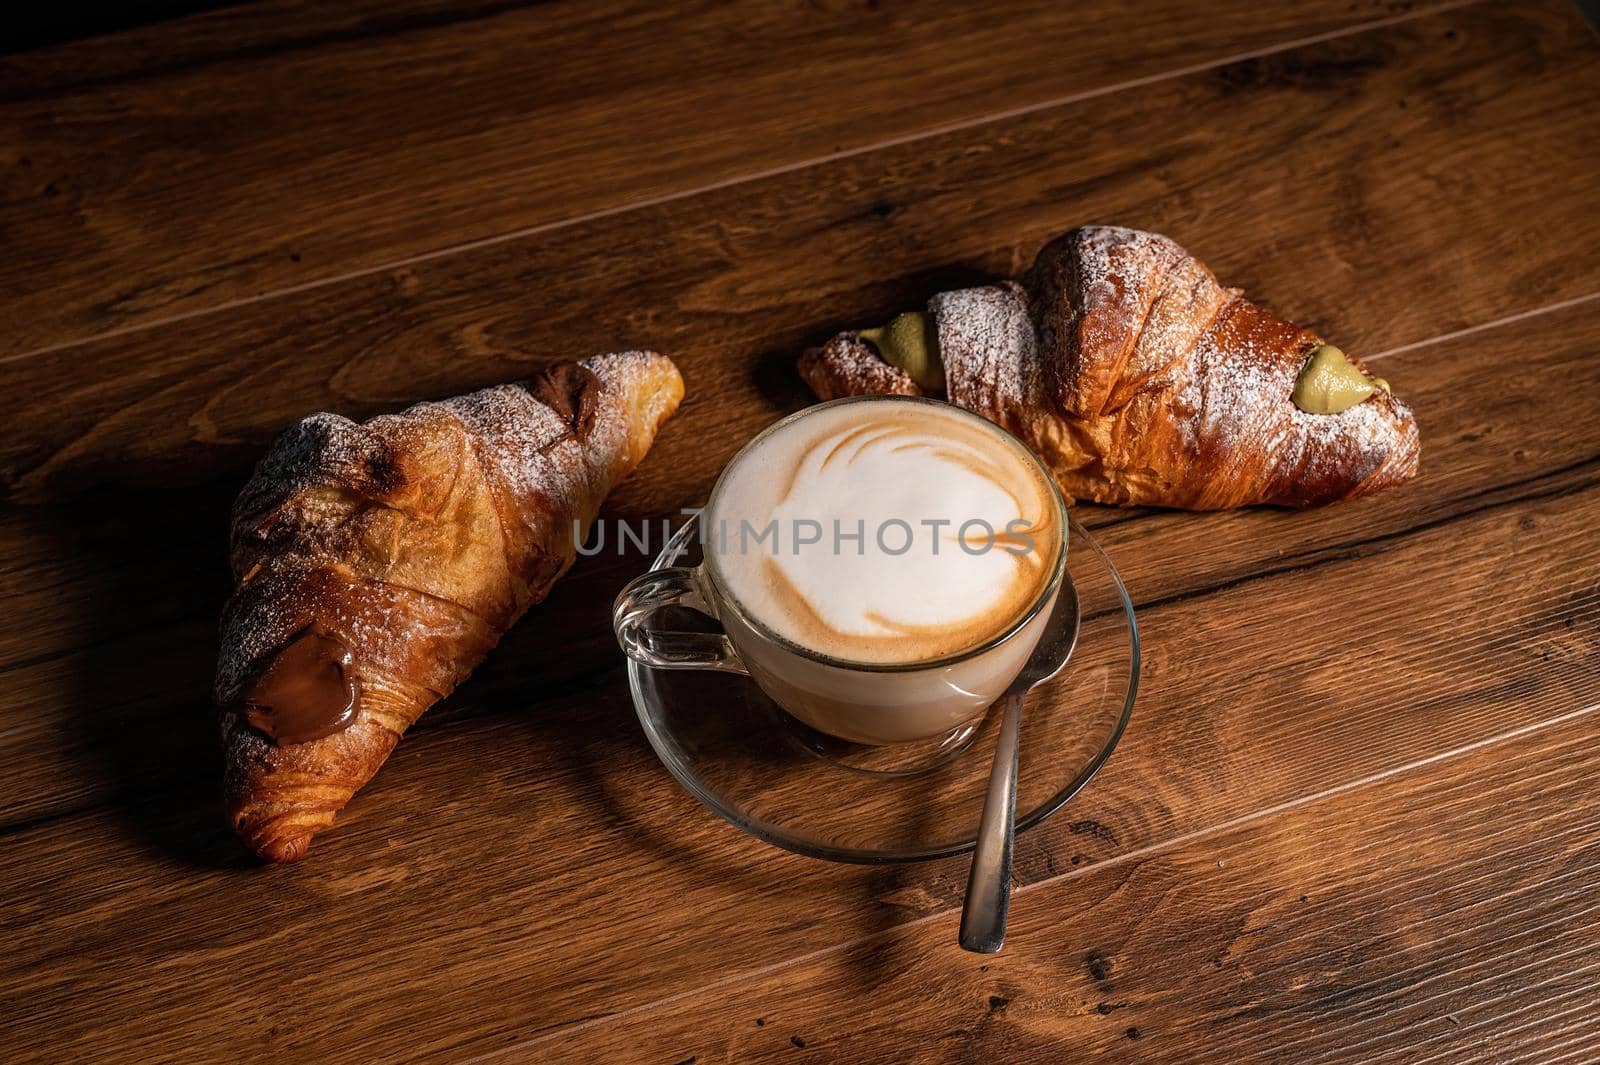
[1,434,1594,1061]
[5,2,1600,502]
[2,245,1597,833]
[0,0,1389,356]
[517,710,1600,1064]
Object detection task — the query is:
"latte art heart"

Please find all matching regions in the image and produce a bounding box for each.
[708,400,1062,665]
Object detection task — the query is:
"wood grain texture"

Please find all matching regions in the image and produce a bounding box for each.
[7,2,1600,503]
[521,710,1600,1064]
[3,1,1599,1062]
[0,289,1596,834]
[0,0,1392,356]
[2,381,1595,1062]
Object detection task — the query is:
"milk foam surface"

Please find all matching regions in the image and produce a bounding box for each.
[708,400,1060,664]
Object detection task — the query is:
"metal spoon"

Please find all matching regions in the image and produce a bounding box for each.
[959,576,1081,953]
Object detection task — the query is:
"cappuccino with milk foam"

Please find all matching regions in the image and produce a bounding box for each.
[707,400,1061,666]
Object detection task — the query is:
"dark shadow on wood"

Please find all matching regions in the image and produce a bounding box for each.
[35,483,257,867]
[4,2,247,55]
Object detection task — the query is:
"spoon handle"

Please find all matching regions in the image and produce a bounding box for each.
[960,692,1024,953]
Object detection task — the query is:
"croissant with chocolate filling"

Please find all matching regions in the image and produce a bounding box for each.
[215,352,684,862]
[800,226,1419,508]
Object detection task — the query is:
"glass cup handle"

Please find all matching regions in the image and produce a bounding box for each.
[613,567,749,675]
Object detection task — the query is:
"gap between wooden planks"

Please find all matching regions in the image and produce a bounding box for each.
[0,0,1463,358]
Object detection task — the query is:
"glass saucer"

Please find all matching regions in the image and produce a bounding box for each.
[625,515,1139,863]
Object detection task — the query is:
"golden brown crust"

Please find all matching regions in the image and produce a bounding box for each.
[797,333,924,401]
[802,226,1419,509]
[217,352,684,862]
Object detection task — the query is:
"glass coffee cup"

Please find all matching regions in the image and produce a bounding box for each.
[613,396,1069,745]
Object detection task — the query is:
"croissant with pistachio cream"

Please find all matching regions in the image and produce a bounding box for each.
[801,226,1419,508]
[215,352,684,862]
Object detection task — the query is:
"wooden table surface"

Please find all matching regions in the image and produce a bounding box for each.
[4,1,1600,1060]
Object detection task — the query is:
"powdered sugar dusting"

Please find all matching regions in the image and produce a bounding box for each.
[799,334,923,400]
[1071,226,1179,311]
[1029,226,1186,416]
[930,282,1045,424]
[800,225,1419,508]
[446,382,598,538]
[218,351,677,703]
[1186,299,1415,504]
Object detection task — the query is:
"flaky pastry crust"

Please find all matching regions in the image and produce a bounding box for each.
[800,226,1419,509]
[216,352,683,861]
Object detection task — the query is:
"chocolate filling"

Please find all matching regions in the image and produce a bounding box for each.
[242,626,360,745]
[528,362,602,438]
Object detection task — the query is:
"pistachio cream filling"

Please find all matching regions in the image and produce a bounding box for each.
[1292,343,1389,414]
[859,311,945,392]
